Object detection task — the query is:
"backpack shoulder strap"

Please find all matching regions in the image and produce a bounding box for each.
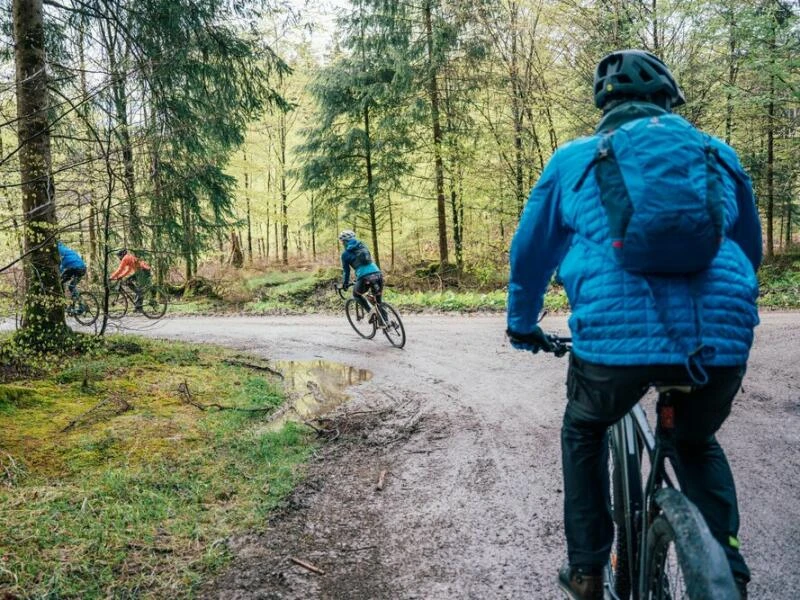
[573,132,614,192]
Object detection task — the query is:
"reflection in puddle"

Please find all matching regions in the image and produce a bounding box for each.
[264,360,372,432]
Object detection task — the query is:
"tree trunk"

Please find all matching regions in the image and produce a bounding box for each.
[765,14,776,260]
[181,197,193,280]
[102,22,141,249]
[230,230,243,268]
[363,103,381,267]
[246,174,253,264]
[279,113,289,265]
[310,195,317,261]
[424,0,449,268]
[13,0,66,343]
[725,4,737,145]
[509,5,525,217]
[388,193,395,271]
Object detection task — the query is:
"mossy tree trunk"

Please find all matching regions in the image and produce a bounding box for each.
[13,0,67,346]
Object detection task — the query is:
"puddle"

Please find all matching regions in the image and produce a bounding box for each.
[263,360,372,432]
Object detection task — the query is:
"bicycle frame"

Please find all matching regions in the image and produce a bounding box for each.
[338,284,387,327]
[611,395,681,599]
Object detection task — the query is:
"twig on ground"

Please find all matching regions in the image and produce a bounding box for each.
[375,469,388,491]
[0,450,24,486]
[177,380,274,413]
[222,359,284,379]
[289,556,325,575]
[303,418,340,441]
[404,447,444,454]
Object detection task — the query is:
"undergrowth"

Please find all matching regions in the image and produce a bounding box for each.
[0,336,315,598]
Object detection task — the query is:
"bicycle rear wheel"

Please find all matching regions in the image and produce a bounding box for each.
[610,415,643,599]
[71,292,99,326]
[345,298,376,339]
[642,489,737,600]
[379,303,405,348]
[141,286,169,319]
[107,290,128,319]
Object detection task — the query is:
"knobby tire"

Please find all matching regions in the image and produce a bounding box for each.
[380,303,406,348]
[107,289,128,319]
[345,298,376,339]
[71,292,99,326]
[141,286,169,319]
[643,489,738,600]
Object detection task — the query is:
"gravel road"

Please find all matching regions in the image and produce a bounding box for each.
[132,311,799,599]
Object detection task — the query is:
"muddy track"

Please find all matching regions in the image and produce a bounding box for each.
[133,312,799,599]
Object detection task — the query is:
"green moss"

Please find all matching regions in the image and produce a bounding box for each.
[0,337,316,598]
[0,385,43,412]
[759,256,800,308]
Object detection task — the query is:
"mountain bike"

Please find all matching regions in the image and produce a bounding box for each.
[542,335,740,600]
[335,282,406,348]
[107,279,169,320]
[64,285,100,326]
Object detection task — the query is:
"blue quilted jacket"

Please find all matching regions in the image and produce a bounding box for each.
[507,102,762,367]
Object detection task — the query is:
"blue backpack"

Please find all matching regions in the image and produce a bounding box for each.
[574,114,730,275]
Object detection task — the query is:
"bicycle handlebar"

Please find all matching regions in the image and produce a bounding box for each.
[544,334,572,358]
[333,282,353,300]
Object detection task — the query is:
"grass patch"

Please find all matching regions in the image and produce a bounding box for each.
[0,337,315,598]
[381,285,569,313]
[245,271,309,291]
[758,255,800,308]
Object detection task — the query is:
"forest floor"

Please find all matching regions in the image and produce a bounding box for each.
[127,311,800,600]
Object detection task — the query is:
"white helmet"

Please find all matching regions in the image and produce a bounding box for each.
[338,230,356,241]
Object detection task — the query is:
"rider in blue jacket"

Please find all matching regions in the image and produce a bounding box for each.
[58,242,87,298]
[507,50,760,600]
[339,230,386,323]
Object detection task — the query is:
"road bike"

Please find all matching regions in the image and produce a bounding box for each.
[335,282,406,348]
[107,279,169,320]
[543,335,740,600]
[64,284,100,326]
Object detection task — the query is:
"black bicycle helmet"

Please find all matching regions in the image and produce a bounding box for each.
[594,49,686,110]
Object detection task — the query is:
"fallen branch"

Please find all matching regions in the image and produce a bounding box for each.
[61,396,132,432]
[303,418,340,441]
[375,469,388,491]
[223,359,284,379]
[289,556,325,575]
[177,380,274,413]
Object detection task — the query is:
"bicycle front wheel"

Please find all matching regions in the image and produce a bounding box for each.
[642,489,737,600]
[107,290,128,319]
[71,292,99,326]
[345,298,376,339]
[141,286,169,319]
[379,303,405,348]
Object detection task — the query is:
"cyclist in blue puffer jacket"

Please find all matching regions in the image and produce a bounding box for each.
[58,241,87,299]
[338,230,387,324]
[506,50,760,600]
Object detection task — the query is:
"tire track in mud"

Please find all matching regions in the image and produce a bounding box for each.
[139,312,799,599]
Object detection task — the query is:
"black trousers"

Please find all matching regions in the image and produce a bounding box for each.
[562,353,750,581]
[61,267,86,297]
[125,269,152,309]
[353,272,385,316]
